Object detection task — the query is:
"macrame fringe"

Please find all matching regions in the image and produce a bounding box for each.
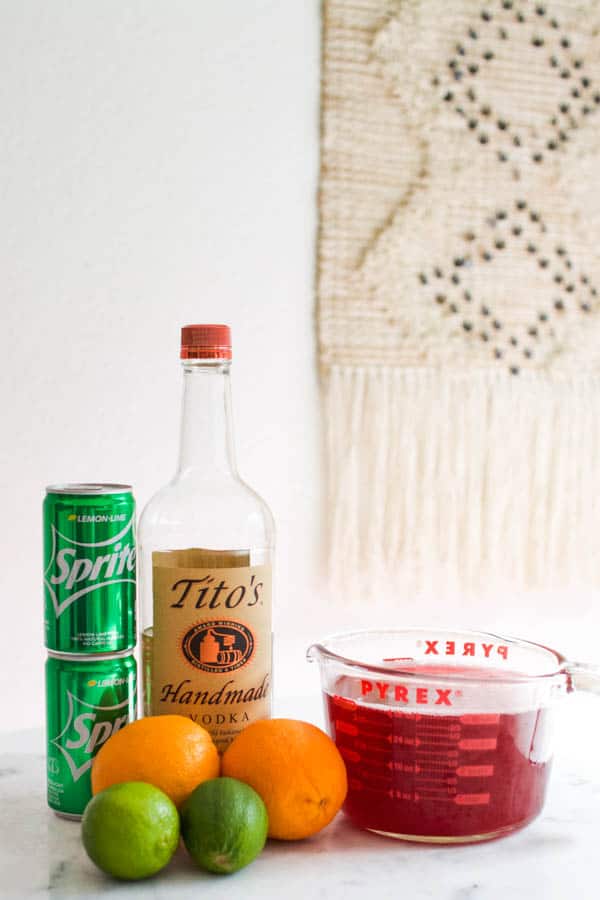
[324,365,600,600]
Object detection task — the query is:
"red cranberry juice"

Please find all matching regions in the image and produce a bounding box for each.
[326,671,552,839]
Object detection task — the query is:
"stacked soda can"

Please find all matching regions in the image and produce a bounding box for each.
[43,485,138,819]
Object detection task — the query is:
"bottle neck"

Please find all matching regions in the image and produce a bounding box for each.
[175,360,238,480]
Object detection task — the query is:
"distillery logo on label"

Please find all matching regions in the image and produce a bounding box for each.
[182,620,255,674]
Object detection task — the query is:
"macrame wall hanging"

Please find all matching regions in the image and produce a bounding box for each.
[318,0,600,598]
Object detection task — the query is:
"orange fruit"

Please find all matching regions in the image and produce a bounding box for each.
[91,715,220,809]
[221,718,347,840]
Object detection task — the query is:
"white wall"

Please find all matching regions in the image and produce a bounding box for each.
[3,2,599,735]
[0,0,322,731]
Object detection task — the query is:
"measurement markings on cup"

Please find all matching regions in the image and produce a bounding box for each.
[410,713,500,806]
[456,765,494,778]
[333,701,501,810]
[334,719,359,737]
[453,714,499,806]
[414,718,462,799]
[355,738,392,754]
[455,793,491,806]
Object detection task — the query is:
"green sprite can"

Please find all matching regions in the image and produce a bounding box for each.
[44,484,136,654]
[45,651,137,819]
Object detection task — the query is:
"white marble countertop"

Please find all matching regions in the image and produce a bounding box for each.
[1,694,599,900]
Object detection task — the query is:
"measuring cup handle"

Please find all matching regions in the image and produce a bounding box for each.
[565,662,600,695]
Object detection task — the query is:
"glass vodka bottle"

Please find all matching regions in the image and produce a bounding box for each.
[139,324,274,751]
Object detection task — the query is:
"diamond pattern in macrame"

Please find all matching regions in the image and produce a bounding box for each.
[320,0,600,375]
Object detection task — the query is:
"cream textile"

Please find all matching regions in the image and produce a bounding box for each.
[318,0,600,595]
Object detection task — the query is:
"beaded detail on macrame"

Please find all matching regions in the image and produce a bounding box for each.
[425,3,600,373]
[356,0,600,374]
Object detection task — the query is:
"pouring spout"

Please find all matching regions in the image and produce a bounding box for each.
[306,643,323,663]
[564,662,600,695]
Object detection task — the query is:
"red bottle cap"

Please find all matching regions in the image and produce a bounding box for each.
[180,324,232,360]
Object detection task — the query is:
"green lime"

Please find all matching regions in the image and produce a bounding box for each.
[81,782,179,880]
[180,776,268,874]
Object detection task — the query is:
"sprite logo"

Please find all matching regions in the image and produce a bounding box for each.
[50,690,131,781]
[44,515,136,619]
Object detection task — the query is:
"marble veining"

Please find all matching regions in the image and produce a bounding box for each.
[0,696,598,900]
[453,886,482,899]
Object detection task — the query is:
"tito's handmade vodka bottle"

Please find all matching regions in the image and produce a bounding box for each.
[139,325,274,751]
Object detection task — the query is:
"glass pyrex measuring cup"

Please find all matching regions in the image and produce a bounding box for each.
[307,628,599,844]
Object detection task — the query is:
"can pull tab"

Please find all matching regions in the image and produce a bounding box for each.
[564,662,600,696]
